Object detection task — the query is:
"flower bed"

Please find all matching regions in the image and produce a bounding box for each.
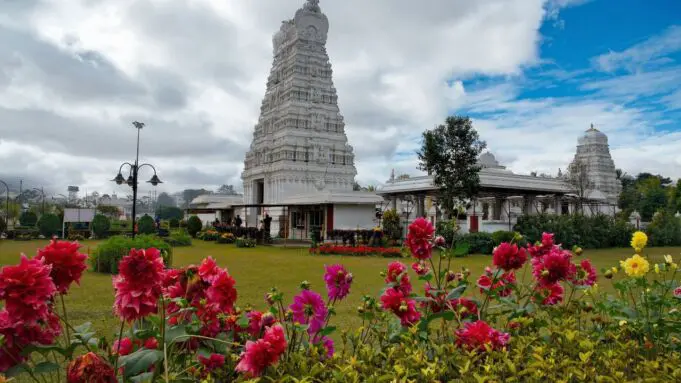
[1,220,680,382]
[309,244,402,257]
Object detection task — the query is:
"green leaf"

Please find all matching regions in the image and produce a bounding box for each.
[237,313,250,328]
[164,325,189,345]
[72,322,92,334]
[418,311,455,331]
[418,273,434,282]
[119,349,164,378]
[4,363,29,378]
[446,284,467,300]
[130,372,155,383]
[21,343,76,358]
[318,326,336,337]
[33,361,60,374]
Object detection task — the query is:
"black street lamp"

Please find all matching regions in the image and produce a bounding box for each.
[111,121,162,238]
[0,180,9,230]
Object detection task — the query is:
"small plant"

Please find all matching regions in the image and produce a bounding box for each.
[91,214,111,239]
[187,215,203,237]
[90,235,172,273]
[19,211,38,227]
[137,215,155,235]
[217,232,236,244]
[37,213,61,238]
[162,231,192,247]
[235,237,256,248]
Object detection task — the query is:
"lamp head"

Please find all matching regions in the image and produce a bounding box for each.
[147,174,162,186]
[112,173,125,185]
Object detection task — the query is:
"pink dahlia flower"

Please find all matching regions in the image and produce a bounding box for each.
[532,248,575,286]
[35,239,88,294]
[569,259,597,286]
[493,242,527,271]
[324,264,353,301]
[289,290,328,335]
[406,217,435,259]
[0,255,56,322]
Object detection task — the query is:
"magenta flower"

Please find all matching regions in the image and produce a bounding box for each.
[323,264,353,301]
[289,289,328,335]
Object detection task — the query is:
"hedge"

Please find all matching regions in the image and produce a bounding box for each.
[90,235,172,273]
[37,213,60,237]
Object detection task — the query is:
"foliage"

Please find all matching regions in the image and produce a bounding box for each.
[646,210,681,246]
[235,237,256,248]
[67,233,85,241]
[181,188,211,208]
[0,202,20,224]
[618,172,679,221]
[96,205,121,218]
[37,213,61,237]
[169,218,180,228]
[382,209,402,242]
[90,235,172,273]
[566,159,592,213]
[198,230,220,241]
[155,192,176,208]
[515,213,635,249]
[162,231,192,247]
[435,219,459,247]
[309,244,402,257]
[0,217,6,234]
[137,215,155,235]
[457,231,495,254]
[417,115,486,216]
[19,210,38,227]
[216,184,239,195]
[187,215,203,238]
[155,206,183,221]
[490,230,523,246]
[91,214,111,239]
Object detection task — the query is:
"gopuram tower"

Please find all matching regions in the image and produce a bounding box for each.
[569,124,622,203]
[241,0,358,233]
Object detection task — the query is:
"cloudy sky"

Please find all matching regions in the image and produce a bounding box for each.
[1,0,680,198]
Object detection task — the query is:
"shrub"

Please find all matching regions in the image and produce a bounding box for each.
[646,210,681,246]
[382,209,402,242]
[19,211,38,227]
[169,218,180,228]
[436,219,459,247]
[217,232,236,244]
[458,232,494,254]
[90,235,172,273]
[37,213,61,237]
[91,214,111,239]
[310,244,402,257]
[163,231,192,247]
[0,218,6,234]
[198,230,219,241]
[137,215,155,235]
[187,215,203,238]
[490,230,517,246]
[67,233,85,241]
[235,237,256,248]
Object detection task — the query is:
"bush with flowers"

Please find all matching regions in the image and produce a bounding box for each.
[2,221,681,382]
[309,244,403,257]
[216,232,235,244]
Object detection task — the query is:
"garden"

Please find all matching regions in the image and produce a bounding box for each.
[1,215,681,381]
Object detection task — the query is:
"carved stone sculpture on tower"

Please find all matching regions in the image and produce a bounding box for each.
[568,125,622,203]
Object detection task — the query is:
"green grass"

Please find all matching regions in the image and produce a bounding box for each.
[1,239,681,340]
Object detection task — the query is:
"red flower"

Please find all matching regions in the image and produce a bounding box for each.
[0,255,56,322]
[66,352,117,383]
[527,232,559,258]
[541,232,555,248]
[206,270,237,313]
[35,239,88,294]
[674,287,681,298]
[198,353,225,371]
[477,270,515,297]
[532,248,575,286]
[385,261,412,294]
[411,262,430,276]
[455,320,510,352]
[144,337,158,350]
[569,259,597,286]
[113,248,164,322]
[493,243,527,271]
[235,325,287,377]
[534,283,564,305]
[406,218,435,260]
[198,257,221,283]
[380,288,421,326]
[450,298,478,319]
[112,337,133,356]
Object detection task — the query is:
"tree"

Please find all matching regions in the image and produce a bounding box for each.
[0,202,20,226]
[216,184,238,195]
[352,182,361,191]
[91,214,111,239]
[637,177,667,221]
[37,213,61,237]
[157,192,176,207]
[187,216,203,238]
[567,159,592,214]
[19,211,38,227]
[138,215,156,235]
[417,116,486,216]
[396,174,411,180]
[182,189,211,208]
[382,209,402,243]
[156,206,183,220]
[97,205,121,219]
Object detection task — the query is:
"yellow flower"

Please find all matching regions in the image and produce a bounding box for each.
[664,254,673,265]
[630,231,648,253]
[673,263,679,270]
[655,264,660,274]
[619,320,627,326]
[611,267,618,274]
[620,254,650,278]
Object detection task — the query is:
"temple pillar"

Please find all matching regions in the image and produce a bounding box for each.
[416,195,426,218]
[554,195,562,215]
[391,196,397,211]
[523,195,535,215]
[493,198,503,220]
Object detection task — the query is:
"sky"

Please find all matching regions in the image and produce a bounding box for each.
[1,0,680,198]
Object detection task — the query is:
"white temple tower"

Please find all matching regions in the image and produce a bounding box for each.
[569,125,622,203]
[241,0,363,236]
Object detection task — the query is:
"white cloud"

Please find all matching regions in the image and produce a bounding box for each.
[594,25,681,72]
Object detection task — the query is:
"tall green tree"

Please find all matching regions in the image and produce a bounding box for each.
[156,192,176,207]
[417,116,486,216]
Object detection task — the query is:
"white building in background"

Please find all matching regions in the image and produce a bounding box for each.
[378,126,622,233]
[239,0,381,239]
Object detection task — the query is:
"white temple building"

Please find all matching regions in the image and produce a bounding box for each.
[238,0,381,239]
[378,126,622,233]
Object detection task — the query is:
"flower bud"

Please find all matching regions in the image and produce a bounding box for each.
[572,246,583,256]
[284,310,293,321]
[264,293,275,306]
[434,236,446,247]
[346,273,354,284]
[399,304,408,313]
[604,270,614,279]
[357,306,365,314]
[446,270,456,282]
[260,312,276,327]
[541,269,549,277]
[583,303,594,313]
[300,280,311,290]
[379,271,386,278]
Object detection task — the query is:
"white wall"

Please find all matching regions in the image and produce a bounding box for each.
[334,204,376,230]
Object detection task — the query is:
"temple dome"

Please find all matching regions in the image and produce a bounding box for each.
[578,125,608,146]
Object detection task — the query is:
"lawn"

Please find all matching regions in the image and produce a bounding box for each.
[1,239,681,341]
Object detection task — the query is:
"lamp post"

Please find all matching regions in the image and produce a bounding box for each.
[111,121,162,238]
[0,180,9,231]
